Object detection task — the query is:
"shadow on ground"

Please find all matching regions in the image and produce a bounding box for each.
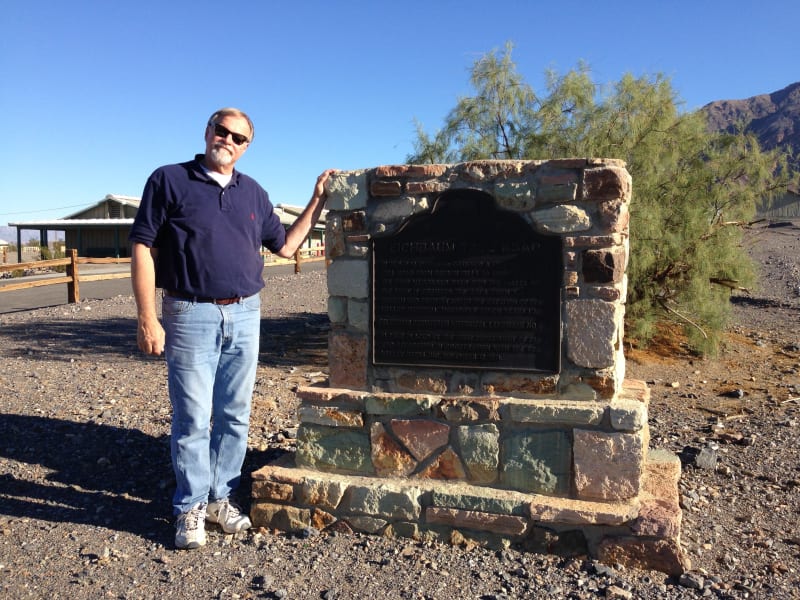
[1,312,330,365]
[0,414,174,544]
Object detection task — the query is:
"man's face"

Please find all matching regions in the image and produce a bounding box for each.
[204,115,251,169]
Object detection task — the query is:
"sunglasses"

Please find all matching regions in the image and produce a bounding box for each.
[210,123,249,146]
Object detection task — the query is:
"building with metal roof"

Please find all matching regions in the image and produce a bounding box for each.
[8,194,325,261]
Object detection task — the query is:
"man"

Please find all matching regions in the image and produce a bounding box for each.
[130,107,334,549]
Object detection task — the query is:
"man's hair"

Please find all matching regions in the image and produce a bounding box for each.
[207,107,254,142]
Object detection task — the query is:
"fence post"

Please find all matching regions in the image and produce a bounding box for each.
[66,249,80,303]
[294,248,302,274]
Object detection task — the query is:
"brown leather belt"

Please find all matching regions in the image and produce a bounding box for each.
[165,290,242,305]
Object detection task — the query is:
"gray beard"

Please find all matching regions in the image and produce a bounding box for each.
[208,146,234,168]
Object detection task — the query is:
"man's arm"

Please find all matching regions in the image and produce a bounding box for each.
[131,241,165,355]
[275,169,337,258]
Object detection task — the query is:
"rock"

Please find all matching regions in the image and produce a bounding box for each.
[694,445,718,470]
[678,571,705,590]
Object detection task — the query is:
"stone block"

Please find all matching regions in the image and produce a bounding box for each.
[364,393,437,416]
[374,164,448,178]
[343,483,421,521]
[327,296,347,324]
[456,424,499,484]
[251,480,294,502]
[426,507,528,536]
[437,397,500,422]
[347,298,369,332]
[324,214,345,259]
[370,196,419,224]
[346,515,388,534]
[298,478,348,511]
[598,198,630,233]
[326,170,367,210]
[251,502,311,532]
[390,418,450,461]
[327,259,369,299]
[494,181,534,211]
[621,378,650,404]
[609,400,647,432]
[501,430,571,494]
[480,373,558,396]
[583,166,631,202]
[311,508,337,531]
[529,495,639,525]
[536,182,578,203]
[385,521,419,539]
[328,331,367,390]
[507,399,605,426]
[296,424,374,474]
[418,447,467,480]
[644,448,681,500]
[297,405,364,428]
[573,429,644,501]
[370,422,417,476]
[582,247,626,284]
[565,299,620,368]
[632,498,682,538]
[596,536,690,577]
[395,373,448,394]
[370,180,402,197]
[407,180,448,194]
[532,205,591,233]
[431,486,531,517]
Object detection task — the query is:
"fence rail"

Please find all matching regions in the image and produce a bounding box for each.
[0,247,325,303]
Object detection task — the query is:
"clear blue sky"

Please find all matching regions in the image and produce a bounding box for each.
[1,0,797,226]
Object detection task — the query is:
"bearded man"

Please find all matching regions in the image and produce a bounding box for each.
[130,107,334,549]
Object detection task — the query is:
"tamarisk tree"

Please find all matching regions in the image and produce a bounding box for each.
[409,43,795,354]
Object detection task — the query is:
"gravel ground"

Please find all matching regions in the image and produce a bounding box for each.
[1,221,799,600]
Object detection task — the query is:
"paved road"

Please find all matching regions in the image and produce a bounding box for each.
[0,261,326,314]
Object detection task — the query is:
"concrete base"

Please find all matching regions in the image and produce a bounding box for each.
[251,447,690,576]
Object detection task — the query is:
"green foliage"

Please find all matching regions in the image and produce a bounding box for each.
[409,43,796,354]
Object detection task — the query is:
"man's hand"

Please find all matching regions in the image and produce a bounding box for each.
[313,168,337,200]
[137,315,165,355]
[278,168,339,258]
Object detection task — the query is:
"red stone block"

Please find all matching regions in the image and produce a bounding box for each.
[417,447,466,480]
[583,166,631,202]
[370,180,403,197]
[597,536,690,576]
[426,506,528,536]
[328,331,367,389]
[390,419,450,461]
[370,423,417,476]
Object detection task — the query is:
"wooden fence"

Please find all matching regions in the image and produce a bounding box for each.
[0,247,325,304]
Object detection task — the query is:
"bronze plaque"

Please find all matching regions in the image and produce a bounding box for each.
[372,190,562,372]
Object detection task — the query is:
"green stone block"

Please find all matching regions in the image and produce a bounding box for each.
[344,484,421,520]
[364,394,436,416]
[501,430,571,494]
[431,491,529,517]
[296,424,374,474]
[536,182,577,203]
[457,424,499,484]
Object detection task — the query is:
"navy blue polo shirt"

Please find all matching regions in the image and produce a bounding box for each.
[129,154,286,298]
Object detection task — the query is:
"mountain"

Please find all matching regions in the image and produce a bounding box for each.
[0,226,18,244]
[703,81,800,171]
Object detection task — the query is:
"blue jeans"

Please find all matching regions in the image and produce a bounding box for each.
[162,293,261,515]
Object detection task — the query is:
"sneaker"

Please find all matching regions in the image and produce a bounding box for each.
[206,498,252,533]
[175,502,207,549]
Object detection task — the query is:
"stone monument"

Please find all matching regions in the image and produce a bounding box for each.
[251,160,689,575]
